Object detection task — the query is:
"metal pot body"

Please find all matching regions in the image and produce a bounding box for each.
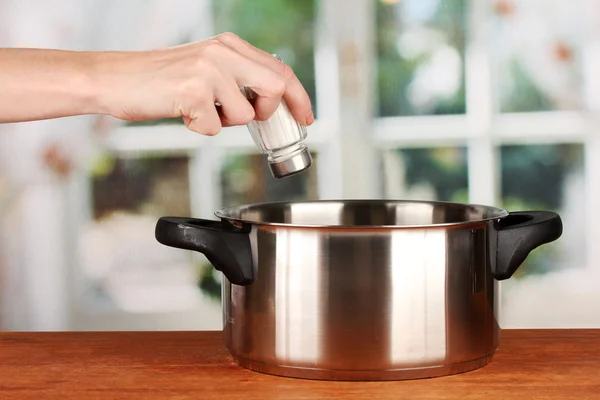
[222,221,499,380]
[154,200,563,380]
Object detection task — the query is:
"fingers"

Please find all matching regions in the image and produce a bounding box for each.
[183,100,222,136]
[180,33,314,136]
[273,62,314,125]
[213,32,314,125]
[245,85,283,122]
[183,74,254,133]
[214,73,255,127]
[204,41,285,121]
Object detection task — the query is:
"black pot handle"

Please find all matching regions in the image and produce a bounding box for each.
[155,217,254,286]
[492,211,563,280]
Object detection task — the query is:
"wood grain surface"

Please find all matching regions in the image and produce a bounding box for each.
[0,329,598,399]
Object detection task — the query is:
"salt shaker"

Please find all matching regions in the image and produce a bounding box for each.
[241,55,312,179]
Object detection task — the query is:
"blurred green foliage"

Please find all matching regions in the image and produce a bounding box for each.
[500,60,554,113]
[197,263,222,302]
[376,0,467,116]
[500,144,583,210]
[396,147,468,201]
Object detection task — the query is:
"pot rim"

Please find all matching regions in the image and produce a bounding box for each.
[214,199,510,229]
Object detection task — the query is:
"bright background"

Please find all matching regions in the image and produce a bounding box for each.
[0,0,598,331]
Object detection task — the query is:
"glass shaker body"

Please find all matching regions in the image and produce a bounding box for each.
[242,87,312,178]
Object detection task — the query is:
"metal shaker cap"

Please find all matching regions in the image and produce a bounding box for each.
[269,145,313,178]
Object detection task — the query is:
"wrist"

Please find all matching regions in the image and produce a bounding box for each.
[83,51,117,116]
[86,50,156,120]
[51,50,105,117]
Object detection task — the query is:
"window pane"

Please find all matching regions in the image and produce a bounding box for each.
[221,151,319,206]
[91,155,191,219]
[381,146,468,202]
[500,144,585,276]
[78,153,213,313]
[375,0,467,117]
[212,0,317,113]
[494,0,590,112]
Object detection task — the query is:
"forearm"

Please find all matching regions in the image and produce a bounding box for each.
[0,48,101,123]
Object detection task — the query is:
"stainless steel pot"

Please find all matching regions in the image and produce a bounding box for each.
[155,199,562,381]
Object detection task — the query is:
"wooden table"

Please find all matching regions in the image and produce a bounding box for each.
[0,329,598,399]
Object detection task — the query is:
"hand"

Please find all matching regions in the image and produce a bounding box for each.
[94,32,315,135]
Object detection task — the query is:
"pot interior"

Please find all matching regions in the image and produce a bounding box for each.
[215,200,508,228]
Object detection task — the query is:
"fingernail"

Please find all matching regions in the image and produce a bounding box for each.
[306,111,314,125]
